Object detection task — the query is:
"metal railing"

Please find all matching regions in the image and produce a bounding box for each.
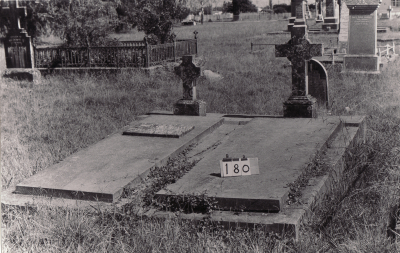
[378,41,396,57]
[34,38,198,69]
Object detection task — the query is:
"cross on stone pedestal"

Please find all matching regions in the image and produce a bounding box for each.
[1,0,34,69]
[1,0,26,31]
[275,23,323,118]
[174,55,206,116]
[175,55,201,100]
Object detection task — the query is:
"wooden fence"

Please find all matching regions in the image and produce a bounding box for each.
[34,39,197,69]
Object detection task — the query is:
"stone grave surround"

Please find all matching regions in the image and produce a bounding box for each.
[1,0,34,68]
[343,0,381,73]
[322,0,340,31]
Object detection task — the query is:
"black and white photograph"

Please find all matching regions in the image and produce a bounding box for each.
[1,0,400,251]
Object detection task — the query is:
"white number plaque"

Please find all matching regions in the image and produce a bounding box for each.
[220,155,259,178]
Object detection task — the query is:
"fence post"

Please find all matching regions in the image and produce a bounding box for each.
[172,33,177,62]
[393,41,396,54]
[332,51,335,65]
[251,42,253,53]
[144,38,150,68]
[88,47,91,67]
[193,30,198,56]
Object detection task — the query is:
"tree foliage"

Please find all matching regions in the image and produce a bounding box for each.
[46,0,121,47]
[225,0,258,14]
[273,4,291,13]
[1,0,190,46]
[133,0,190,45]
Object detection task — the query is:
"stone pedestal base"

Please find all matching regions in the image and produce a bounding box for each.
[173,99,206,116]
[2,68,41,84]
[316,14,324,23]
[322,17,339,30]
[343,54,380,73]
[287,17,295,31]
[283,95,317,118]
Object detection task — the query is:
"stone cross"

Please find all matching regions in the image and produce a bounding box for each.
[1,0,34,69]
[275,20,323,117]
[173,55,206,116]
[174,55,201,100]
[1,0,26,31]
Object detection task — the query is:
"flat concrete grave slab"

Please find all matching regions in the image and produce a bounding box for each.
[156,117,344,212]
[13,114,224,203]
[123,123,194,138]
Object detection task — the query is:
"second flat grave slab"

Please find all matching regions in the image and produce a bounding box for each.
[156,117,343,212]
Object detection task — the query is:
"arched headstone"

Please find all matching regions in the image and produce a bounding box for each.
[308,59,329,108]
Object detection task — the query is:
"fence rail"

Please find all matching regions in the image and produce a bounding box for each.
[378,41,396,57]
[34,39,197,69]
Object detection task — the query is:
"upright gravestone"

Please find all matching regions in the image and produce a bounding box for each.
[338,0,350,53]
[1,0,34,68]
[316,0,324,23]
[276,2,324,118]
[322,0,340,31]
[174,55,206,116]
[343,0,381,73]
[308,59,329,109]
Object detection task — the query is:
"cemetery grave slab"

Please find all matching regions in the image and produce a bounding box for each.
[2,114,366,239]
[12,113,224,202]
[156,116,357,212]
[152,116,366,239]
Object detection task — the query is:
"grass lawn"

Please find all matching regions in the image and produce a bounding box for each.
[1,18,400,252]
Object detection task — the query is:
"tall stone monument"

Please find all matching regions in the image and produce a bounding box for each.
[276,0,324,118]
[322,0,340,31]
[288,0,297,31]
[316,0,324,23]
[338,0,350,54]
[343,0,381,73]
[1,0,34,68]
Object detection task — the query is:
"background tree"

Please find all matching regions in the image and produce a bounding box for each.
[273,4,291,13]
[46,0,121,47]
[135,0,189,45]
[226,0,258,14]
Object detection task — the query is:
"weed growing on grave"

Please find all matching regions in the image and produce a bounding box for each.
[136,146,218,214]
[286,150,330,205]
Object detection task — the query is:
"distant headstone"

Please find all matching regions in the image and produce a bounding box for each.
[380,13,389,19]
[338,1,349,54]
[308,59,329,108]
[322,0,340,31]
[343,0,381,73]
[182,21,196,26]
[275,6,324,118]
[1,0,34,68]
[174,55,206,116]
